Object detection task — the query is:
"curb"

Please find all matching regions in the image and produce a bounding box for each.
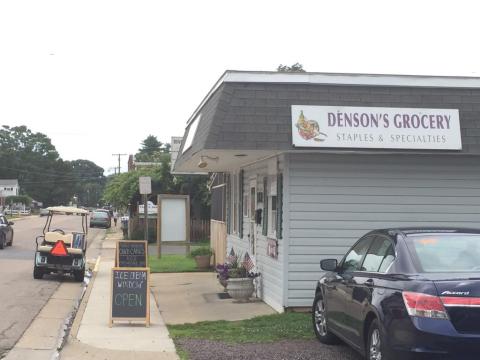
[68,266,98,340]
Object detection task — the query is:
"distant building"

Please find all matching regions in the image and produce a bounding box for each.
[127,156,163,172]
[170,136,183,172]
[0,179,19,197]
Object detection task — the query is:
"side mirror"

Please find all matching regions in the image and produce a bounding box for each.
[320,259,338,272]
[8,221,14,226]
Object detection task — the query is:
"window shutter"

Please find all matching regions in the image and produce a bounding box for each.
[239,170,244,239]
[262,177,268,236]
[276,173,283,239]
[226,173,231,234]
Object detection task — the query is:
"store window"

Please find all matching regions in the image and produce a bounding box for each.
[267,175,277,238]
[269,195,277,236]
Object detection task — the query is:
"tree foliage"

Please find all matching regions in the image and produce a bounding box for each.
[277,63,306,73]
[68,159,106,207]
[6,195,32,206]
[103,153,210,218]
[0,125,106,206]
[135,135,170,162]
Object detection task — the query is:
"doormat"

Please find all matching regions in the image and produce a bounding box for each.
[217,292,231,300]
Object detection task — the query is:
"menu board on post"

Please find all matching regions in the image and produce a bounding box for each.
[116,240,148,268]
[110,267,150,327]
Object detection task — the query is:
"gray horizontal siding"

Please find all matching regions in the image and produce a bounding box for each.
[287,153,480,307]
[227,159,285,312]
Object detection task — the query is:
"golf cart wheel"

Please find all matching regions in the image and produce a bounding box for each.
[33,266,44,279]
[0,234,5,249]
[74,268,85,282]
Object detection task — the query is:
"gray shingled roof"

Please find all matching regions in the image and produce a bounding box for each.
[175,71,480,171]
[0,179,18,186]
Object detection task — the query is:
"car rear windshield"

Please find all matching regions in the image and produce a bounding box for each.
[406,233,480,272]
[92,211,109,219]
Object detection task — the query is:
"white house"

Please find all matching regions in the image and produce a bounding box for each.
[174,70,480,312]
[0,179,19,197]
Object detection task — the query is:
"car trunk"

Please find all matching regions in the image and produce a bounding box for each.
[429,273,480,334]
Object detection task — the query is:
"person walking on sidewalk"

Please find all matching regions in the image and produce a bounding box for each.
[113,211,118,227]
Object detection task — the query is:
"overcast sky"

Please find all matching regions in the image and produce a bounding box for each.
[1,0,479,174]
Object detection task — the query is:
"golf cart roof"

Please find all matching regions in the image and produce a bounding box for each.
[46,206,89,215]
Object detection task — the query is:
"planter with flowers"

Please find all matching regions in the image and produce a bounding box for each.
[216,250,260,301]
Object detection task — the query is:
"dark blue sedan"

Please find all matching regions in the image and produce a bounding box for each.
[313,228,480,360]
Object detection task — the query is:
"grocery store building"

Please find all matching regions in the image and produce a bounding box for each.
[174,70,480,311]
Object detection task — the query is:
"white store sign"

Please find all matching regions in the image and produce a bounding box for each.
[291,105,462,150]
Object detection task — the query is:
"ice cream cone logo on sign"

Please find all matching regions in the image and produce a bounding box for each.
[295,110,328,142]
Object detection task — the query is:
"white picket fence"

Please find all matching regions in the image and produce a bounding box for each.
[4,209,31,216]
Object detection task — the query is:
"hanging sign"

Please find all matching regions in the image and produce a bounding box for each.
[267,238,278,259]
[292,105,462,150]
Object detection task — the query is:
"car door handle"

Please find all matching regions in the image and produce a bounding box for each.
[365,279,374,287]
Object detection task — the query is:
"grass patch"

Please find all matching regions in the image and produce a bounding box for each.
[168,312,313,343]
[191,240,210,248]
[148,255,209,273]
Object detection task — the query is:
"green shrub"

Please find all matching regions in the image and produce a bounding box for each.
[190,246,213,257]
[129,226,157,243]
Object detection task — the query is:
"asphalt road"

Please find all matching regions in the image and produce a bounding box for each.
[0,215,104,357]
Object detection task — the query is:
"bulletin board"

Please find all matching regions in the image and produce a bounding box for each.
[156,194,190,258]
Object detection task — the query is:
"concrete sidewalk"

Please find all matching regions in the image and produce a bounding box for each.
[151,272,276,325]
[62,231,178,360]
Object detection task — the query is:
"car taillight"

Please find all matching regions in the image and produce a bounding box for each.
[402,291,449,319]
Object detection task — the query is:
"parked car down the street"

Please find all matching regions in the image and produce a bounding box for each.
[0,214,14,249]
[39,208,49,216]
[89,210,111,229]
[313,228,480,360]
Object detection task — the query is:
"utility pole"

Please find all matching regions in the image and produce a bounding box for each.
[112,153,127,174]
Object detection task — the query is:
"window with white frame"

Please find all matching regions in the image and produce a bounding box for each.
[270,195,277,235]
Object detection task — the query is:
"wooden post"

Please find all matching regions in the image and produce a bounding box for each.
[186,196,191,256]
[157,195,162,259]
[144,194,148,242]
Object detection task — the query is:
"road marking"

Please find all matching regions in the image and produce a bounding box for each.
[93,256,101,272]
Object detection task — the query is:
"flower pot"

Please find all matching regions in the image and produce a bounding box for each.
[227,277,254,301]
[194,255,211,269]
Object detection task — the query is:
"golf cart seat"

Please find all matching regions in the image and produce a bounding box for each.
[44,232,73,244]
[38,232,83,254]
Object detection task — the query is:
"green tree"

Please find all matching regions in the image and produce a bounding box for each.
[277,63,306,72]
[68,160,106,207]
[135,135,170,162]
[0,125,105,206]
[103,156,210,218]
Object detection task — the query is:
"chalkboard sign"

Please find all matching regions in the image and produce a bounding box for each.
[116,241,148,268]
[110,267,150,326]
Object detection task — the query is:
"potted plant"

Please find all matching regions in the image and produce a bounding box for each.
[190,246,213,269]
[224,253,261,302]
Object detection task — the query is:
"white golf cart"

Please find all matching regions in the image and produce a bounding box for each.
[33,206,89,282]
